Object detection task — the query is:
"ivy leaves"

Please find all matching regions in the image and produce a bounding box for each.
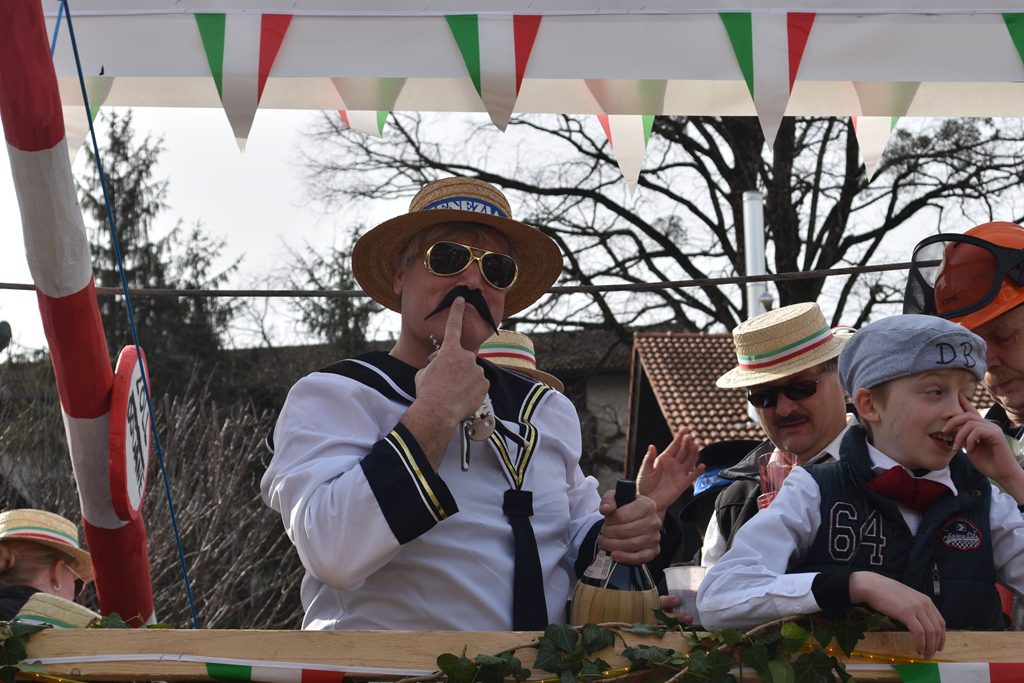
[0,621,48,683]
[436,608,887,683]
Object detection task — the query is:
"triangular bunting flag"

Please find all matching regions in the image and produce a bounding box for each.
[1003,14,1024,67]
[597,114,655,196]
[195,12,292,151]
[720,11,815,148]
[331,77,406,112]
[446,14,542,131]
[63,75,114,162]
[585,80,667,116]
[851,115,899,179]
[853,81,920,116]
[338,110,389,137]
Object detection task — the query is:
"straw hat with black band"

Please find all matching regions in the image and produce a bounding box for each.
[352,177,563,316]
[0,509,93,582]
[717,302,849,389]
[479,330,564,392]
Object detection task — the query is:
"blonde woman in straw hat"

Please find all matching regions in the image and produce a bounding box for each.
[262,177,702,631]
[0,509,94,620]
[697,303,857,572]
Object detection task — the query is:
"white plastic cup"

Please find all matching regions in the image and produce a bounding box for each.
[664,565,707,620]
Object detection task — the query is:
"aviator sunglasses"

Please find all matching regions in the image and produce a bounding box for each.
[423,241,519,290]
[747,368,830,409]
[905,233,1024,320]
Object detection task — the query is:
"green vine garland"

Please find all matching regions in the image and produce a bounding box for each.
[430,608,892,683]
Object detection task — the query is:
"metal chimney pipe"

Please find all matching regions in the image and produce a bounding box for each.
[742,191,771,425]
[743,191,770,318]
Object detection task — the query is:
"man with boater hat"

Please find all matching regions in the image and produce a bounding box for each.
[701,302,856,567]
[261,177,699,631]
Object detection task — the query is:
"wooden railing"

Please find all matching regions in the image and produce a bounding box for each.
[19,629,1024,682]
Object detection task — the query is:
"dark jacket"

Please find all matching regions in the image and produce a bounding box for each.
[711,441,773,550]
[798,426,1002,630]
[0,585,37,621]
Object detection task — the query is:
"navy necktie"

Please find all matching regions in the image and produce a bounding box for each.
[503,489,548,630]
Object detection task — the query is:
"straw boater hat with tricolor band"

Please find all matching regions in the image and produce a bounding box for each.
[352,176,563,316]
[0,509,93,582]
[15,592,99,629]
[716,302,850,388]
[479,330,564,392]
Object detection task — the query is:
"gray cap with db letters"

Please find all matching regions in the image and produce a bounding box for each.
[839,314,986,394]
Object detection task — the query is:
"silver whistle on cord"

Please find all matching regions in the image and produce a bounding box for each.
[428,336,496,445]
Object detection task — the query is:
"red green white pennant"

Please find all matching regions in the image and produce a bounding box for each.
[337,110,389,137]
[63,74,113,163]
[720,11,815,149]
[331,77,404,137]
[597,114,655,195]
[194,13,292,150]
[851,115,899,179]
[446,14,542,131]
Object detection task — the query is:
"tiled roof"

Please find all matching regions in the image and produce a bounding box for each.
[634,332,763,443]
[530,329,631,374]
[632,332,997,445]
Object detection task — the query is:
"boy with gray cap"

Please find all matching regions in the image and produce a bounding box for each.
[698,315,1024,659]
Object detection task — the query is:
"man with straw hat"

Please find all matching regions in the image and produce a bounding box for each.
[700,303,856,569]
[261,176,700,631]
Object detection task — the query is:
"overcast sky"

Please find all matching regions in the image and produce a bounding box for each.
[0,107,409,356]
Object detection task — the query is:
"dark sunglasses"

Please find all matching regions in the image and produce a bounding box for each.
[423,241,518,290]
[747,368,830,409]
[905,234,1024,320]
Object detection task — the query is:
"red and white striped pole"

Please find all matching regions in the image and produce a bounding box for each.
[0,0,155,625]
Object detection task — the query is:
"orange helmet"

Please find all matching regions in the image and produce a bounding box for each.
[908,221,1024,331]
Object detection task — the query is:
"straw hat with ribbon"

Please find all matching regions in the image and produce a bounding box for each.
[15,592,99,629]
[716,302,849,389]
[352,177,562,316]
[479,330,564,392]
[0,509,93,582]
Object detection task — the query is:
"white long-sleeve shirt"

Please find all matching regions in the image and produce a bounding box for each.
[696,443,1024,631]
[261,353,603,630]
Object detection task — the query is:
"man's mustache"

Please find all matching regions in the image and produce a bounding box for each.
[773,414,809,427]
[424,285,499,332]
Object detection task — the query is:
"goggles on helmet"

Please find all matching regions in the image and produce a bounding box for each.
[904,233,1024,321]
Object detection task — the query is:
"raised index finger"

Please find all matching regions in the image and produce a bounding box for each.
[440,296,466,349]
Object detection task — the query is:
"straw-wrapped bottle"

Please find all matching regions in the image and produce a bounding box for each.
[568,479,659,625]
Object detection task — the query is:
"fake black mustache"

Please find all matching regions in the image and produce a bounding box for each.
[424,285,499,332]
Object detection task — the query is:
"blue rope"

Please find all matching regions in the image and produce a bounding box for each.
[49,2,64,57]
[59,0,202,629]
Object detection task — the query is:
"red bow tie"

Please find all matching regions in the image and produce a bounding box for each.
[866,466,949,513]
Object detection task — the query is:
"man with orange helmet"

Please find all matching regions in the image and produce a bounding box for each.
[907,221,1024,450]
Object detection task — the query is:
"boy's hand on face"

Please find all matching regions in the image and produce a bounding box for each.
[946,393,1024,500]
[849,571,945,660]
[637,429,704,521]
